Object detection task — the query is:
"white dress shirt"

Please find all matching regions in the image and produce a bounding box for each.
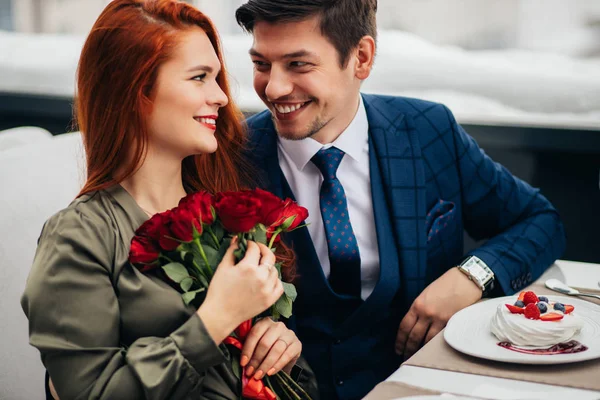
[278,96,380,300]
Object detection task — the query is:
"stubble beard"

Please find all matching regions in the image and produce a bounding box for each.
[273,115,328,141]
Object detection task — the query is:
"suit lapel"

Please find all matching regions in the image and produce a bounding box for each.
[249,127,284,198]
[333,94,427,333]
[363,94,427,305]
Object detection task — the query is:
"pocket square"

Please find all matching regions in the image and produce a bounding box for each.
[426,199,455,241]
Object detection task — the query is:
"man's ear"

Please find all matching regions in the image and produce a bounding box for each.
[354,35,376,80]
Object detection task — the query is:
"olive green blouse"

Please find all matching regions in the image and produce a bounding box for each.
[21,185,318,400]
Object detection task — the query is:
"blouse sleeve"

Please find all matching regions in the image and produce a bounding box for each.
[21,208,226,400]
[293,356,320,400]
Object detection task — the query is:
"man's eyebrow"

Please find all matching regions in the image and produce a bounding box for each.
[186,64,221,74]
[249,48,264,58]
[282,50,317,59]
[249,49,318,59]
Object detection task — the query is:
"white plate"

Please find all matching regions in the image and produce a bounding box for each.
[444,295,600,364]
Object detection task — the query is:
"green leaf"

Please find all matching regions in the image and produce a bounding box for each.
[280,215,296,230]
[231,358,242,381]
[271,306,281,322]
[190,243,204,265]
[217,237,231,259]
[282,282,297,302]
[180,277,193,292]
[197,274,209,288]
[182,251,195,265]
[200,229,217,249]
[203,245,221,269]
[162,262,189,283]
[274,294,293,318]
[253,225,267,245]
[182,288,205,305]
[212,221,225,241]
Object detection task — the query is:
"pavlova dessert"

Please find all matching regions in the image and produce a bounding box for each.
[490,291,584,348]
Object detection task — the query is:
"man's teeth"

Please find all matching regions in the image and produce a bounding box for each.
[195,117,216,125]
[274,102,305,114]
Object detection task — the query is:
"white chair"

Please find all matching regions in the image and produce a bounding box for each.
[0,132,84,400]
[0,126,53,151]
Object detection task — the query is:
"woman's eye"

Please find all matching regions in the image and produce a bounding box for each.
[192,73,207,82]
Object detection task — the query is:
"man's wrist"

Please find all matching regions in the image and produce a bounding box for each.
[457,256,495,297]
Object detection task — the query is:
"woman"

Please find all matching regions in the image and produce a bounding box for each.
[21,0,317,399]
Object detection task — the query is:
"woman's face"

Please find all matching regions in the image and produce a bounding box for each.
[147,27,228,159]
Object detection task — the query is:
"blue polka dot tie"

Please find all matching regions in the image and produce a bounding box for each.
[311,147,361,297]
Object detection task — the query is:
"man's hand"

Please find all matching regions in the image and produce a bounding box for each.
[395,267,483,359]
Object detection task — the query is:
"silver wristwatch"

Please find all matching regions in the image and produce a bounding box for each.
[457,256,495,296]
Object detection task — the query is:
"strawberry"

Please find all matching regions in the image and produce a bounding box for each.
[565,305,574,314]
[517,291,526,302]
[505,304,525,314]
[522,291,538,306]
[540,313,564,321]
[524,303,541,319]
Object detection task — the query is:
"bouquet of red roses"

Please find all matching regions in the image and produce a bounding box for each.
[128,188,311,400]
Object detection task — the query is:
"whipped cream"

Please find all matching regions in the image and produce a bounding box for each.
[490,303,584,347]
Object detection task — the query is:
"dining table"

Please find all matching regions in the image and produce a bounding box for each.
[363,259,600,400]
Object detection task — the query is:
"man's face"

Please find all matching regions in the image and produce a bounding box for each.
[250,16,361,143]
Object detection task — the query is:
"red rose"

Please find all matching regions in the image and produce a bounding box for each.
[278,202,308,231]
[135,211,169,241]
[262,198,308,232]
[214,191,263,232]
[179,191,215,225]
[158,224,180,251]
[169,207,201,242]
[129,235,160,270]
[235,319,253,341]
[253,188,287,226]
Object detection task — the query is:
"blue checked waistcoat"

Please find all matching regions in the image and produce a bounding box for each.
[245,94,566,400]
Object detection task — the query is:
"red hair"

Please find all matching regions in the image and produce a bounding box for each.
[74,0,296,280]
[75,0,250,196]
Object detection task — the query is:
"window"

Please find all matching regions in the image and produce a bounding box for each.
[1,0,599,122]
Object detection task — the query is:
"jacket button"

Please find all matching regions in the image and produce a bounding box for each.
[336,378,344,386]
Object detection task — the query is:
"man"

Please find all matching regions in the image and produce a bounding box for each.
[235,1,566,399]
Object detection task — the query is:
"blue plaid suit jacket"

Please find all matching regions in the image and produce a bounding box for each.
[245,94,566,399]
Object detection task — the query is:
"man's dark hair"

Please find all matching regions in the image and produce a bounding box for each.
[235,0,377,68]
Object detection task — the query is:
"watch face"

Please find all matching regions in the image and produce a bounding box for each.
[469,263,490,282]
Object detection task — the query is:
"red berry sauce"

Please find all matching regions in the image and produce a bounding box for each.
[498,340,588,355]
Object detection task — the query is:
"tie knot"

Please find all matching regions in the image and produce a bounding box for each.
[311,146,345,181]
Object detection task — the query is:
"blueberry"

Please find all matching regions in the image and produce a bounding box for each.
[514,300,525,307]
[537,302,548,313]
[554,303,566,313]
[538,296,549,303]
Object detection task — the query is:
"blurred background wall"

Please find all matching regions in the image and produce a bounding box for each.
[4,0,600,56]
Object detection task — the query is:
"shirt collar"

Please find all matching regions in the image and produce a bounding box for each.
[278,95,368,171]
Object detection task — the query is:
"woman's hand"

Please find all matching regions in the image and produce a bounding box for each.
[197,239,283,344]
[240,318,301,380]
[49,377,59,400]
